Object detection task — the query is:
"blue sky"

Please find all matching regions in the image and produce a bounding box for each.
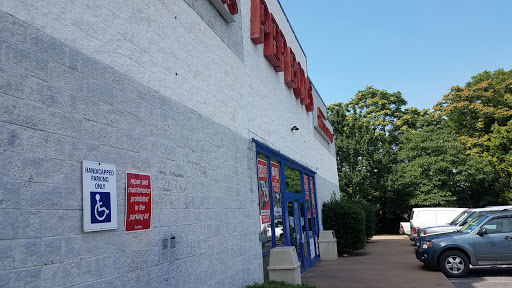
[278,0,512,109]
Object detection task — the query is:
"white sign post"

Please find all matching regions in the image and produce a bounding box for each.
[82,160,117,232]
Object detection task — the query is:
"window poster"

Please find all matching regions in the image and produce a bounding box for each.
[258,159,271,224]
[271,161,282,217]
[310,177,316,217]
[304,175,311,218]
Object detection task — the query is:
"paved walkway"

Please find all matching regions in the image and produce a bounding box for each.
[302,235,454,288]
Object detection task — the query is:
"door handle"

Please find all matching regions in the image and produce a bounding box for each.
[504,236,511,241]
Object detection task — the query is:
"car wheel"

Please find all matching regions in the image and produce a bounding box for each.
[439,250,470,278]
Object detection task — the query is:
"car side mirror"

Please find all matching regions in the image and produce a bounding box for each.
[477,227,487,236]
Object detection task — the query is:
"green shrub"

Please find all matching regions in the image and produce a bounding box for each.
[246,281,316,288]
[322,196,366,253]
[360,202,376,240]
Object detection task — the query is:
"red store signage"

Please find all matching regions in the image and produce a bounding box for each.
[126,172,152,232]
[250,0,313,112]
[317,107,334,143]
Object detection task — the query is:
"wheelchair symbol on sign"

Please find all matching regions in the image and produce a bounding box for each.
[94,193,109,221]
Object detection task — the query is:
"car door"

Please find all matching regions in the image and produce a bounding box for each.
[473,217,512,264]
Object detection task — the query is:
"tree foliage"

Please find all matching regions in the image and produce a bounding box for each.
[435,69,512,140]
[327,87,409,233]
[327,70,512,233]
[394,126,501,207]
[434,69,512,202]
[327,86,407,203]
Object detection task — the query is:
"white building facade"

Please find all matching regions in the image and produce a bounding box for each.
[0,0,340,287]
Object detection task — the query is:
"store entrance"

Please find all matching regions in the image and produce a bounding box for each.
[287,199,310,272]
[255,140,320,278]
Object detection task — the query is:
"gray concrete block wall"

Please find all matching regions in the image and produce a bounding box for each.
[0,10,262,288]
[0,0,339,190]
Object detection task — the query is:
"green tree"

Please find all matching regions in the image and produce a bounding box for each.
[434,69,512,140]
[394,126,501,207]
[434,68,512,203]
[327,86,408,233]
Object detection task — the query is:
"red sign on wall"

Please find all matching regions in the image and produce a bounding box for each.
[258,159,271,224]
[250,0,314,113]
[126,172,152,232]
[316,107,334,143]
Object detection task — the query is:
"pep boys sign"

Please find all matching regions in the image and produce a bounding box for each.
[250,0,314,112]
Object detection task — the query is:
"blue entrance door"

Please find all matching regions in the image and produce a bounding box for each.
[286,199,311,272]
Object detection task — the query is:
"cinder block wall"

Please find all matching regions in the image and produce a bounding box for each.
[0,10,262,287]
[0,0,340,287]
[0,0,338,186]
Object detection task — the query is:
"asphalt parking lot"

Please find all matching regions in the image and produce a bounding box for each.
[302,235,512,288]
[449,266,512,288]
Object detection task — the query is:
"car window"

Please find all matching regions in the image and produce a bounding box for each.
[450,210,470,225]
[484,218,512,234]
[462,211,481,225]
[482,219,499,234]
[460,214,489,233]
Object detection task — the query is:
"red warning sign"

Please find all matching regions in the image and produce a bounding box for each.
[126,172,151,232]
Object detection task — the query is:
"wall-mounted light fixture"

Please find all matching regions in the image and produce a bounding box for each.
[291,126,299,132]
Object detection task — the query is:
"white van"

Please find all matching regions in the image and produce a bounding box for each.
[409,207,466,241]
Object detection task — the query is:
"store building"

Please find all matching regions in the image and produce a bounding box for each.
[0,0,339,287]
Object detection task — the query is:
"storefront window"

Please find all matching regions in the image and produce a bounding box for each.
[284,165,301,194]
[257,153,272,254]
[271,159,284,246]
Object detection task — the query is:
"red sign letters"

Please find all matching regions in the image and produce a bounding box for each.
[251,0,313,112]
[317,107,334,143]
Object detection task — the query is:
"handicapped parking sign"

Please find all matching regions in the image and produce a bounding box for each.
[90,192,111,223]
[82,161,117,232]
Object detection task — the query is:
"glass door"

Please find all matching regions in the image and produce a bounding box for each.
[287,199,305,268]
[305,175,320,264]
[299,200,310,271]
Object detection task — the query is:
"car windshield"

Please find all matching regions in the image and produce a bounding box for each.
[449,209,471,225]
[460,211,480,226]
[459,214,489,233]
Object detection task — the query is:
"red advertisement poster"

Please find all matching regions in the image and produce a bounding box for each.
[304,175,311,218]
[258,159,270,224]
[126,172,151,232]
[271,162,281,217]
[310,177,316,217]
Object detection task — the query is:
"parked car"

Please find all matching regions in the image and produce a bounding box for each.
[416,206,512,244]
[415,210,512,277]
[409,207,467,242]
[415,208,472,245]
[399,222,410,235]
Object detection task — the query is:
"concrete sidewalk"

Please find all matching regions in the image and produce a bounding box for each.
[302,235,454,288]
